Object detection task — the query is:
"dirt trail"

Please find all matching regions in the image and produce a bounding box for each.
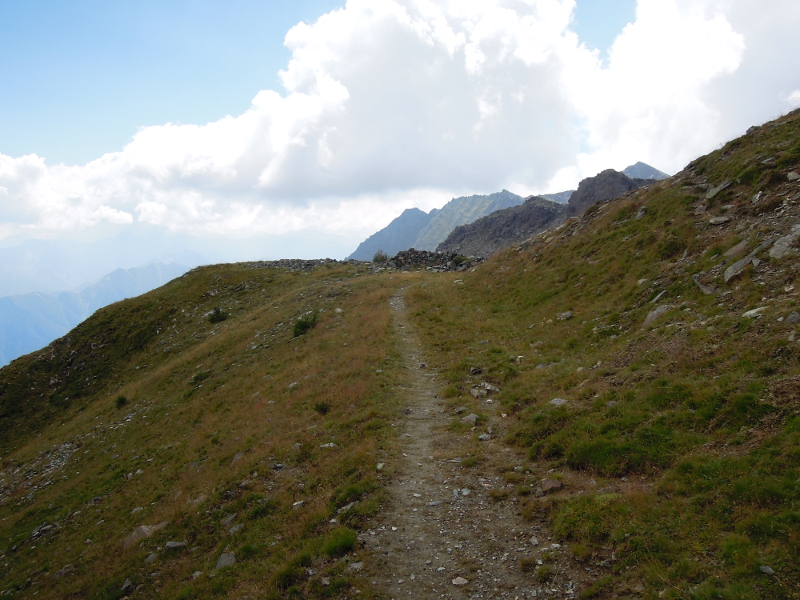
[360,290,592,599]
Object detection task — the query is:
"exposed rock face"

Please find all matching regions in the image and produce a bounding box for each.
[411,189,525,251]
[567,170,652,217]
[348,208,437,261]
[436,196,567,257]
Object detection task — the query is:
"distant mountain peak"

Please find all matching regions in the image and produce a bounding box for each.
[623,161,669,180]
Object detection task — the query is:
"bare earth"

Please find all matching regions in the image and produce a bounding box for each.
[359,290,597,599]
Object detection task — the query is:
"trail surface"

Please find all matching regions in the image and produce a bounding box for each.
[361,289,591,599]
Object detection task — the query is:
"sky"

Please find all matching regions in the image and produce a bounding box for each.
[1,0,799,253]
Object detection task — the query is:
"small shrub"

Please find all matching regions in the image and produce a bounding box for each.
[314,402,330,415]
[293,313,318,338]
[208,307,228,324]
[372,249,389,263]
[115,395,127,409]
[322,527,357,557]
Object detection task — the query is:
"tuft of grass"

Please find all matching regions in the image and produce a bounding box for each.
[208,306,228,323]
[292,312,318,338]
[314,402,330,415]
[321,527,357,557]
[114,394,127,409]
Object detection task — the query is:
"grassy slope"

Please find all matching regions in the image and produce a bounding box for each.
[0,109,798,599]
[0,262,406,599]
[406,110,800,598]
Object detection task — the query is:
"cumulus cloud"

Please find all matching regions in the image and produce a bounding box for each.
[0,0,798,243]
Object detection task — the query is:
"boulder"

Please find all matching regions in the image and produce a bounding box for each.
[122,521,168,549]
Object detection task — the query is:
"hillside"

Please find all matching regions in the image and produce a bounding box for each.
[0,263,189,367]
[436,196,567,257]
[1,109,799,599]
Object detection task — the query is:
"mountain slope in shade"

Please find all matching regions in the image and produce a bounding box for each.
[436,196,567,257]
[0,262,189,366]
[566,169,652,217]
[623,161,670,180]
[411,189,524,251]
[348,207,438,260]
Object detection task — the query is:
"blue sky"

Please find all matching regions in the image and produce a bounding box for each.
[0,0,635,166]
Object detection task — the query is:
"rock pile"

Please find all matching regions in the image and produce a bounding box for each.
[380,249,484,272]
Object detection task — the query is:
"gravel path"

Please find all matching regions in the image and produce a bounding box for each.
[360,290,590,599]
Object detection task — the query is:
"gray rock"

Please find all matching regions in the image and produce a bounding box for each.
[348,562,363,572]
[548,398,567,407]
[529,536,540,546]
[461,488,470,496]
[636,206,647,220]
[557,311,573,321]
[461,413,479,425]
[694,205,706,215]
[644,305,671,327]
[606,401,619,408]
[692,274,715,295]
[321,577,331,585]
[706,181,731,200]
[144,553,157,564]
[229,524,243,535]
[320,442,338,449]
[788,172,800,182]
[760,565,775,575]
[122,521,169,549]
[192,571,203,580]
[165,540,187,549]
[222,513,237,526]
[742,307,767,319]
[121,578,132,592]
[478,433,491,441]
[454,406,467,414]
[481,382,500,392]
[786,312,800,324]
[709,216,731,225]
[769,225,800,260]
[469,367,482,375]
[724,240,748,257]
[650,290,667,303]
[215,553,236,570]
[540,479,563,493]
[725,239,774,282]
[470,388,488,398]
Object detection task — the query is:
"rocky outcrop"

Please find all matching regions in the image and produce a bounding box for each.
[348,207,437,261]
[380,249,484,272]
[435,196,567,257]
[567,170,652,217]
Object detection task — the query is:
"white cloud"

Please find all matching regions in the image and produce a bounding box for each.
[1,0,799,245]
